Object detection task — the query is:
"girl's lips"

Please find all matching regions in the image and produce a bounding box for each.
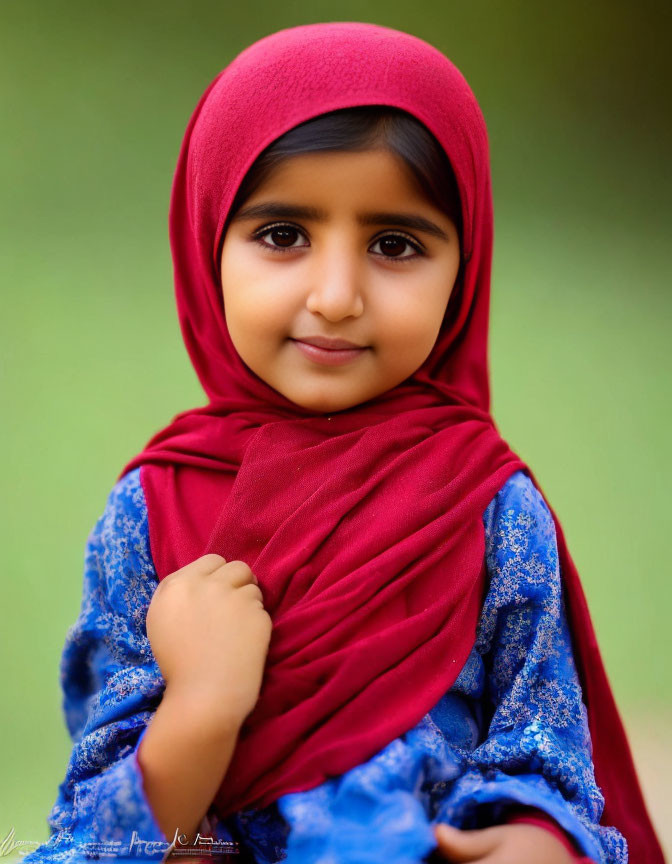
[291,339,368,366]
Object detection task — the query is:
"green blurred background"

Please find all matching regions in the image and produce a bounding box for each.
[1,0,670,857]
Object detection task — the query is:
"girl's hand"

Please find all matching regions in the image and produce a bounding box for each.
[146,554,273,724]
[433,822,578,863]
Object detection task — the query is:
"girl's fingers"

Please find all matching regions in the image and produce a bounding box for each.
[433,823,499,862]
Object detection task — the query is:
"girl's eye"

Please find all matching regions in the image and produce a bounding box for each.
[253,223,308,252]
[369,233,424,261]
[251,224,424,261]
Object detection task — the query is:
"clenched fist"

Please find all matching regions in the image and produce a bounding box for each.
[146,554,273,724]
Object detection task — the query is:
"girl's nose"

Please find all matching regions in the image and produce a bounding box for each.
[305,243,365,321]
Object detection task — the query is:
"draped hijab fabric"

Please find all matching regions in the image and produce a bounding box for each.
[120,22,663,862]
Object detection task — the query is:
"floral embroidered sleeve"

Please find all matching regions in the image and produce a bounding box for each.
[432,470,627,864]
[24,469,175,863]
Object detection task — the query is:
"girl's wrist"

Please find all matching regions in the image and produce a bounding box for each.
[503,806,594,863]
[163,679,247,737]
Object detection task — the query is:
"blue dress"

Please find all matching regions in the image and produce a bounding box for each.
[23,468,627,864]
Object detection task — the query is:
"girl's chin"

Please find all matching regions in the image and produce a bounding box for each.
[279,384,368,415]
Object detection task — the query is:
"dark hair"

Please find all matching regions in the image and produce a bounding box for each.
[222,105,462,247]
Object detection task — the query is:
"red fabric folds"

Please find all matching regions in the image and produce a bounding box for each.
[120,22,663,862]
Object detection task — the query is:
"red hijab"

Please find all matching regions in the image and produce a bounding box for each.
[121,22,663,861]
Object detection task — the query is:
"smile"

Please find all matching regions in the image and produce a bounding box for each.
[290,339,368,366]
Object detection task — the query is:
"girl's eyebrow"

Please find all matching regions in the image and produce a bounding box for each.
[232,201,450,242]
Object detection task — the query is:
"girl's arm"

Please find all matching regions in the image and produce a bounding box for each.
[504,806,596,862]
[432,470,627,864]
[135,680,244,843]
[137,546,272,843]
[22,469,245,862]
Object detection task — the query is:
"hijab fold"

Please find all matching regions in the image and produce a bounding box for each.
[120,22,663,861]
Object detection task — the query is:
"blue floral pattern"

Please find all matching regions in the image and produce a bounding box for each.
[23,468,627,864]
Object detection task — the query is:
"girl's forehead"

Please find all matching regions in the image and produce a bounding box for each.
[249,148,420,193]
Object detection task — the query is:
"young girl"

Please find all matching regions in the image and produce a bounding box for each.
[25,21,663,864]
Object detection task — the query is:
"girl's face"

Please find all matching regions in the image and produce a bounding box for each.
[220,147,461,414]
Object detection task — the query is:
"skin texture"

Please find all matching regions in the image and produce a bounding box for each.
[433,822,578,863]
[219,148,461,414]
